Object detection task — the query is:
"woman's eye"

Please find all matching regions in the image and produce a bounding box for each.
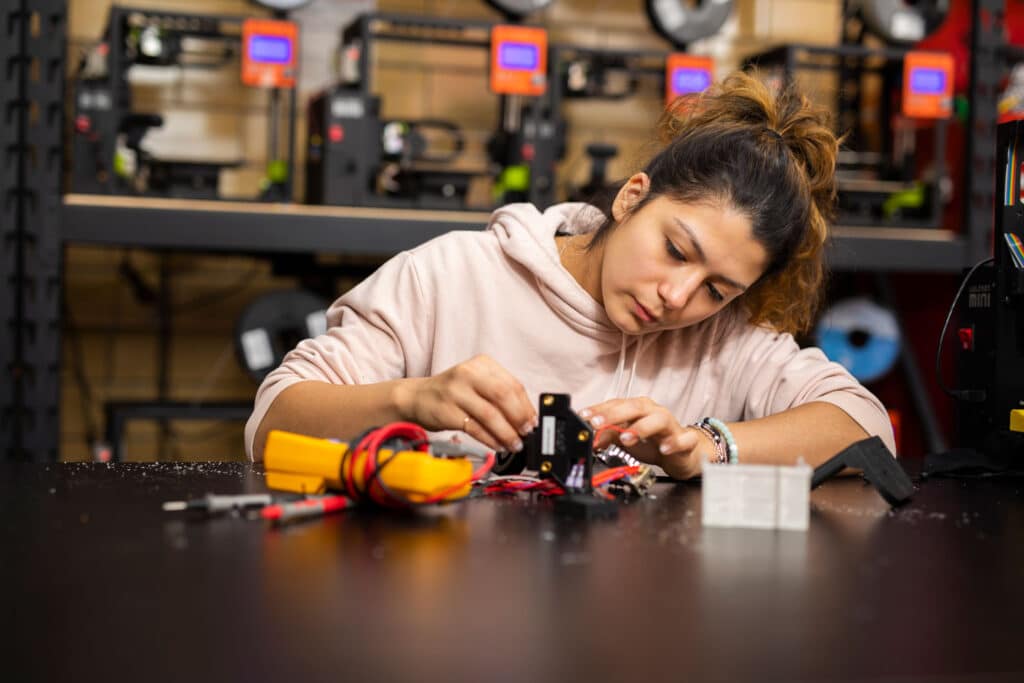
[665,238,686,261]
[706,283,725,302]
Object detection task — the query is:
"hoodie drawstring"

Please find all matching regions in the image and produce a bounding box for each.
[604,333,654,401]
[623,339,642,398]
[604,335,628,402]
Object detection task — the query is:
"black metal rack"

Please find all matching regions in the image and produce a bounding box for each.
[2,2,21,458]
[4,1,65,461]
[62,194,493,255]
[61,193,966,271]
[965,0,1004,265]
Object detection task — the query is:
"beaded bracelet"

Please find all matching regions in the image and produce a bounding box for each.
[703,417,739,464]
[692,420,729,465]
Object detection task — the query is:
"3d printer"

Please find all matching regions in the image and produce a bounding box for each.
[548,45,716,203]
[540,0,727,205]
[742,42,953,229]
[741,0,956,229]
[955,118,1024,456]
[70,6,299,200]
[305,13,557,211]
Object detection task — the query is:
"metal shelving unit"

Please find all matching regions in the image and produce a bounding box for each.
[62,194,973,272]
[965,0,1004,265]
[4,1,65,461]
[62,194,493,256]
[2,1,21,458]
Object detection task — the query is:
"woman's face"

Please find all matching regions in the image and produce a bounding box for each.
[598,174,769,335]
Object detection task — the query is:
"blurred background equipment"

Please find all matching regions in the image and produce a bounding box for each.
[305,1,733,212]
[484,0,555,20]
[849,0,951,46]
[553,47,668,203]
[552,46,718,203]
[71,6,299,200]
[665,53,715,104]
[954,120,1024,458]
[306,13,555,210]
[816,298,902,384]
[744,1,955,229]
[553,0,726,203]
[645,0,734,49]
[249,0,312,10]
[235,289,328,383]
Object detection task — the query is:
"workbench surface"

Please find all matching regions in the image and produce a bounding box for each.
[5,461,1023,682]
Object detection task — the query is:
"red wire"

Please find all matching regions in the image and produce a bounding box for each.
[592,465,640,487]
[472,424,642,501]
[594,424,634,444]
[420,450,496,505]
[483,464,640,498]
[339,424,639,507]
[343,422,458,508]
[366,423,429,505]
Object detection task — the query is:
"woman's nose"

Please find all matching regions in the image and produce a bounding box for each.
[660,269,702,309]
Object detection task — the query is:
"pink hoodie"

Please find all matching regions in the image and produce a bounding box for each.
[245,202,895,460]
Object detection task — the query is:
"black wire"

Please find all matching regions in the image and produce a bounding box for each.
[338,429,430,505]
[364,437,422,504]
[935,256,994,402]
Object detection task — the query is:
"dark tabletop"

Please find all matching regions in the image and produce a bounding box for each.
[4,461,1024,683]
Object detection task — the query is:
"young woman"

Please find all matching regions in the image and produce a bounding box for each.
[245,71,895,478]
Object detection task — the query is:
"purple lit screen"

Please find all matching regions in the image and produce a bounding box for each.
[672,68,711,95]
[249,35,292,64]
[909,68,946,95]
[498,42,539,71]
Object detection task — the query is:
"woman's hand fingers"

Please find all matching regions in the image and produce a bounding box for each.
[453,389,526,453]
[658,427,709,479]
[657,427,702,457]
[582,398,668,448]
[580,397,705,479]
[616,410,676,446]
[469,356,538,438]
[580,398,652,429]
[418,355,536,453]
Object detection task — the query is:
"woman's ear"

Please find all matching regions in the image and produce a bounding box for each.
[611,173,651,222]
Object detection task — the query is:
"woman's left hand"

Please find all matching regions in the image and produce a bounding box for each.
[580,397,711,480]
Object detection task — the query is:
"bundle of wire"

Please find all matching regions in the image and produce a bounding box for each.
[339,422,495,508]
[480,423,641,498]
[480,465,642,498]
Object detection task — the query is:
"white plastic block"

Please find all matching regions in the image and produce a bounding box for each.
[701,460,812,531]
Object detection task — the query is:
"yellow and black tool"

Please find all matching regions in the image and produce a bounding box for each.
[263,429,474,505]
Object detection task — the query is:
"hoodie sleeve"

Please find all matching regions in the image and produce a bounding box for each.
[244,251,433,460]
[719,325,897,455]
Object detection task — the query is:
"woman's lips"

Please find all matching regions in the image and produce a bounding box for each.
[633,298,656,323]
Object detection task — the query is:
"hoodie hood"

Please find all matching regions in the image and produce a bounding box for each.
[487,202,659,400]
[488,202,616,338]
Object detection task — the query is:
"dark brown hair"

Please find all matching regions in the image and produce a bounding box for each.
[588,71,839,335]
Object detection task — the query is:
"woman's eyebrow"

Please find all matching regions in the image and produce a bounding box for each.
[672,218,749,292]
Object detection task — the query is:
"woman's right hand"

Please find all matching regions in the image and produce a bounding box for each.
[394,354,538,453]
